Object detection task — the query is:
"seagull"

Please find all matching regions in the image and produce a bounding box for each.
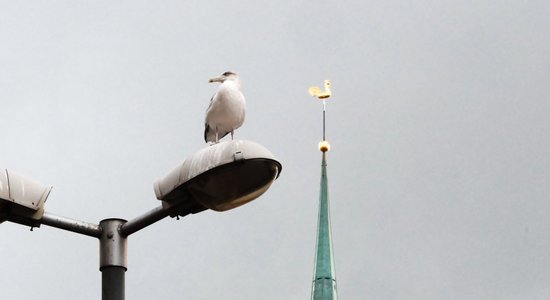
[204,71,246,143]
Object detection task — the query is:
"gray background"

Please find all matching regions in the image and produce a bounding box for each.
[1,1,549,299]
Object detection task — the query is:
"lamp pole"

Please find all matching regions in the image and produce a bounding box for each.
[37,203,186,300]
[99,219,127,300]
[2,140,282,300]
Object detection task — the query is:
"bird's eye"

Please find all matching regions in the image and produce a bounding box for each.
[223,71,233,76]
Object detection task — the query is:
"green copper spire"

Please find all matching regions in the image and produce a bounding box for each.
[309,79,337,299]
[311,152,338,300]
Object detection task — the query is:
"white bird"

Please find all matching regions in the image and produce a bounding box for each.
[204,71,246,143]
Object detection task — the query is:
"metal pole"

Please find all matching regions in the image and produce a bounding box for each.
[99,219,127,300]
[102,267,125,300]
[39,207,183,299]
[323,107,326,140]
[41,211,101,238]
[322,100,326,141]
[120,202,197,237]
[120,205,170,237]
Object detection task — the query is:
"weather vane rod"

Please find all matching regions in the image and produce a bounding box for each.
[308,80,332,152]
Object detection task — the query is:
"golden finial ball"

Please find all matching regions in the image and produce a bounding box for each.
[319,140,331,152]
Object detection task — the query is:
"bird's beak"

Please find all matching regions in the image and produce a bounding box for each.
[209,77,223,83]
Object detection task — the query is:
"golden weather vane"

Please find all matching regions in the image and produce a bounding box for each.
[308,80,332,152]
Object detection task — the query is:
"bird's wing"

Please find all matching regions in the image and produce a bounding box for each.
[204,95,215,142]
[205,95,215,113]
[309,86,323,97]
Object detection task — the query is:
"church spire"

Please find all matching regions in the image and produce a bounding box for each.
[309,80,338,299]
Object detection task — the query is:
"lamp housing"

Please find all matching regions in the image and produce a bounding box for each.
[0,169,52,227]
[154,140,282,215]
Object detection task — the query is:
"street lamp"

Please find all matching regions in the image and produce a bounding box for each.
[0,169,52,227]
[1,140,282,300]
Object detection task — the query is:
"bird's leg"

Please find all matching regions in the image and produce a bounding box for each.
[215,129,219,143]
[231,130,234,140]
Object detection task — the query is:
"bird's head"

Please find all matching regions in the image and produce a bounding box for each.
[209,71,239,83]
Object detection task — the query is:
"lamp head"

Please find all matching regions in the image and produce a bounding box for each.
[154,140,282,215]
[0,169,52,227]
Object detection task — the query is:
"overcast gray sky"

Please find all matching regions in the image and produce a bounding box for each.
[1,1,550,299]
